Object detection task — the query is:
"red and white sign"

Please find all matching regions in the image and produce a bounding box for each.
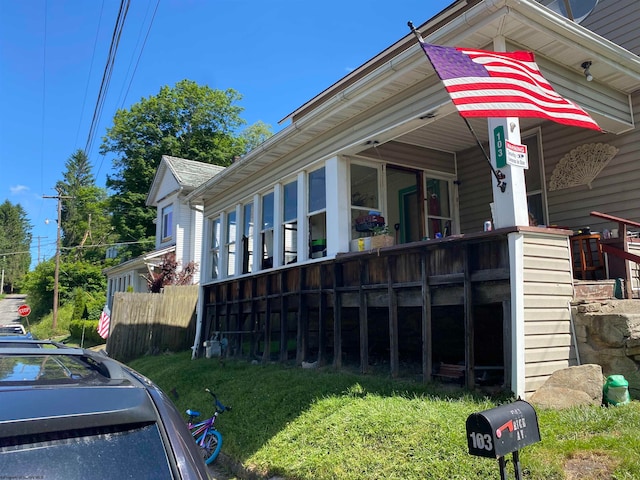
[17,304,31,317]
[506,141,528,168]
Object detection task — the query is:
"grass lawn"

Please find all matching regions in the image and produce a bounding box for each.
[129,352,640,480]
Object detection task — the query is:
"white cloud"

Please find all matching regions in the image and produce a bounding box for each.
[10,185,29,195]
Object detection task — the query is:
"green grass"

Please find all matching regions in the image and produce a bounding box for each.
[129,352,640,480]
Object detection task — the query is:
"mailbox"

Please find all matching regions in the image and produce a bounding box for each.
[466,399,540,459]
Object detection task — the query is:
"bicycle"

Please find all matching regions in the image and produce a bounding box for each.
[186,388,231,464]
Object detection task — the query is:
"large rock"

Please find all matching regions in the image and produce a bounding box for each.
[529,364,603,409]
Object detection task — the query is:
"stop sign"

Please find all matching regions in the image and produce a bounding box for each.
[17,304,31,317]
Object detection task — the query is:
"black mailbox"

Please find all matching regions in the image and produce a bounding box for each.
[466,399,540,458]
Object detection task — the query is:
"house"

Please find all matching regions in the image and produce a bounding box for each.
[186,0,640,399]
[104,155,224,308]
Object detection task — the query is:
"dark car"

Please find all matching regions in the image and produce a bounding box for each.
[0,339,211,479]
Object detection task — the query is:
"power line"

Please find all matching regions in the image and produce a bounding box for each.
[75,0,107,149]
[96,0,161,180]
[84,0,131,158]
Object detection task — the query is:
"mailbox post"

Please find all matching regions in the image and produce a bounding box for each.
[466,399,540,480]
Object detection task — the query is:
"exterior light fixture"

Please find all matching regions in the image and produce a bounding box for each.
[581,61,593,82]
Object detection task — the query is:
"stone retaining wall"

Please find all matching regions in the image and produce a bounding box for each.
[571,300,640,398]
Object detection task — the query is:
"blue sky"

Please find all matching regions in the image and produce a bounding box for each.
[0,0,452,266]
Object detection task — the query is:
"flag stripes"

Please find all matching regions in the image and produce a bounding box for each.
[97,305,111,339]
[419,43,601,131]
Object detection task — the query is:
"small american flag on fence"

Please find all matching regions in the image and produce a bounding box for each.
[97,305,111,339]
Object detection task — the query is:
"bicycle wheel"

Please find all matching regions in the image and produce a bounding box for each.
[197,429,223,464]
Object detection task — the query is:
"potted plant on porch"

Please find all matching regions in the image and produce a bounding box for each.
[370,224,394,249]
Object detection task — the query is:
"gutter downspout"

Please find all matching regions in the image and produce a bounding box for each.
[187,197,206,359]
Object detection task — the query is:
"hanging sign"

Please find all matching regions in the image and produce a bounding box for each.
[506,141,528,168]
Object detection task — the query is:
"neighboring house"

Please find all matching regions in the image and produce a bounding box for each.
[104,155,225,309]
[187,0,640,398]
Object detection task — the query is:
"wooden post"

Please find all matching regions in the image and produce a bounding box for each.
[421,250,432,382]
[388,255,399,378]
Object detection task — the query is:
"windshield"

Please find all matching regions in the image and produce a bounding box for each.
[0,423,174,479]
[0,355,97,382]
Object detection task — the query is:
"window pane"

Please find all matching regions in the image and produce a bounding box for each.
[524,136,541,191]
[162,205,173,239]
[226,211,236,244]
[283,181,297,222]
[350,164,378,209]
[262,192,274,229]
[227,243,236,276]
[262,230,273,269]
[243,203,253,274]
[211,218,221,249]
[308,167,326,212]
[283,221,297,264]
[426,179,450,217]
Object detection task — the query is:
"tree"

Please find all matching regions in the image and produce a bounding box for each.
[55,149,113,262]
[22,258,107,321]
[144,252,197,293]
[241,120,273,152]
[100,79,252,258]
[0,201,32,293]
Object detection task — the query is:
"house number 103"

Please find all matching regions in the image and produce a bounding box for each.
[469,432,493,451]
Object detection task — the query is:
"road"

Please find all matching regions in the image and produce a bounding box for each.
[0,294,28,325]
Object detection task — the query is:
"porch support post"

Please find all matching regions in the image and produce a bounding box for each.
[263,278,272,363]
[487,116,529,228]
[279,272,288,362]
[318,290,327,365]
[421,251,432,382]
[325,156,350,256]
[333,263,343,369]
[359,259,369,374]
[388,256,399,378]
[296,269,307,365]
[509,232,526,398]
[488,34,529,229]
[463,245,475,389]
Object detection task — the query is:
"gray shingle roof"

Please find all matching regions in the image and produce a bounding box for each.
[163,155,225,189]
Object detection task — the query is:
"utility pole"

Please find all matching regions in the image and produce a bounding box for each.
[0,256,5,294]
[34,236,48,264]
[43,192,72,330]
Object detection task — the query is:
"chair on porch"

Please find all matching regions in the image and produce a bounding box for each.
[570,233,605,280]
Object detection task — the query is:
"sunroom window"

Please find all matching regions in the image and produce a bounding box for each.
[283,180,298,265]
[225,210,237,276]
[261,192,274,269]
[308,167,326,258]
[210,217,221,280]
[242,202,254,274]
[350,163,381,240]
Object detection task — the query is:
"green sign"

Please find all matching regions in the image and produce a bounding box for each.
[493,126,506,168]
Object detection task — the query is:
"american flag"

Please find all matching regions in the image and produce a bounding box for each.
[419,43,601,131]
[97,305,111,339]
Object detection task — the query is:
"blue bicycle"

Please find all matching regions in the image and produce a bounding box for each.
[186,388,231,464]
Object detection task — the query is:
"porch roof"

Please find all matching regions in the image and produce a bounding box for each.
[188,0,640,205]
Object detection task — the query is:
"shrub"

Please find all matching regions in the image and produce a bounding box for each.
[69,320,102,344]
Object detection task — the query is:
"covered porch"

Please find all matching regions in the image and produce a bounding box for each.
[199,226,574,398]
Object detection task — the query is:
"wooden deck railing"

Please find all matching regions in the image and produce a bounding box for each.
[590,211,640,298]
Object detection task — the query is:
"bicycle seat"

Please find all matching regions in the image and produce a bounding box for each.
[186,409,200,417]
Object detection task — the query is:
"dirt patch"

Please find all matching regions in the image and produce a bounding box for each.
[564,451,619,480]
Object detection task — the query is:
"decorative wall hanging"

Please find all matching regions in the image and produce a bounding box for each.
[548,142,618,191]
